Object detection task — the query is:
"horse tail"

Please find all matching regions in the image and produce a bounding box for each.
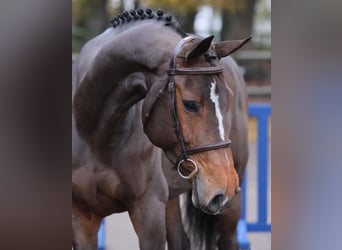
[180,191,218,250]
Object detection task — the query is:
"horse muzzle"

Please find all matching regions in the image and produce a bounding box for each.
[192,175,241,215]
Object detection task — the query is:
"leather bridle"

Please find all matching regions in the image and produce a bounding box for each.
[144,36,232,179]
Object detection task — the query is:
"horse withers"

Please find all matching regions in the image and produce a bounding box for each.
[72,8,249,250]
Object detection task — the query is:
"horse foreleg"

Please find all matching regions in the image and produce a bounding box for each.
[129,196,167,250]
[72,202,101,250]
[216,193,241,250]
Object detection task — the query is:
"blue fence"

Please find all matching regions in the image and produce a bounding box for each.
[97,103,271,250]
[98,220,105,250]
[238,103,272,250]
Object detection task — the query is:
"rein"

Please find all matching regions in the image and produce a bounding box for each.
[144,36,232,179]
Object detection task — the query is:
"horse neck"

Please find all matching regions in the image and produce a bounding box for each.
[89,71,147,155]
[73,22,181,155]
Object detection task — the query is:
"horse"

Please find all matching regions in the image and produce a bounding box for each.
[72,8,249,250]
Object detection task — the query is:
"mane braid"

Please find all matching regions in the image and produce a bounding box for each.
[109,8,187,37]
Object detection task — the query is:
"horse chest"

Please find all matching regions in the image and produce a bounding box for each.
[97,161,148,198]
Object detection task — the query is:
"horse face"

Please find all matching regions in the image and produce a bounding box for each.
[173,73,239,214]
[142,35,250,214]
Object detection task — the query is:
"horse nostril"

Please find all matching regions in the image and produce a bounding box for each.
[206,193,227,214]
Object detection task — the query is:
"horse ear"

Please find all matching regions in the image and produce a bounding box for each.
[186,35,215,61]
[214,36,252,58]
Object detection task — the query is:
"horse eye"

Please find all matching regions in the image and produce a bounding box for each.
[183,100,199,113]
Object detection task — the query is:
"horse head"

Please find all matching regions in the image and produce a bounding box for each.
[142,35,250,214]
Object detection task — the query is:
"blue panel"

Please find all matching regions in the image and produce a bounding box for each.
[238,104,271,248]
[98,220,105,250]
[247,223,272,232]
[240,172,247,220]
[247,104,272,233]
[238,219,251,250]
[257,112,268,224]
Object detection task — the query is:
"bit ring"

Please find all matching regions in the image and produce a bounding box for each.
[177,158,198,179]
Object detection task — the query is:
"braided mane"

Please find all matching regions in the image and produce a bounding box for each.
[109,8,187,37]
[74,8,188,142]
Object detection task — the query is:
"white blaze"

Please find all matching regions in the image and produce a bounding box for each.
[210,79,225,140]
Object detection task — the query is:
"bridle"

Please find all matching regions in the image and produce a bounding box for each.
[144,36,232,179]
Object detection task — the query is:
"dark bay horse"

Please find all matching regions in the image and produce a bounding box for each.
[72,8,249,250]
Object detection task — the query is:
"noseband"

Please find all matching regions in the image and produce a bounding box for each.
[144,36,232,179]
